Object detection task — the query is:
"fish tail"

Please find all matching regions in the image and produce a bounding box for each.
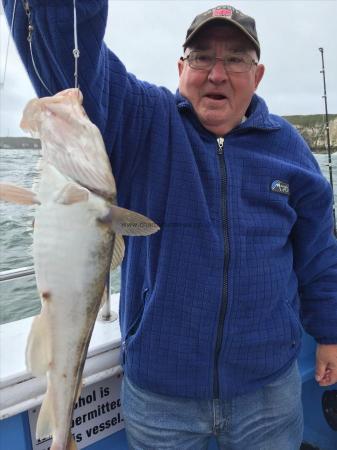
[67,434,77,450]
[50,433,77,450]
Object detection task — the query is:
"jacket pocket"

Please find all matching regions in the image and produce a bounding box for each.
[285,300,302,348]
[122,288,149,363]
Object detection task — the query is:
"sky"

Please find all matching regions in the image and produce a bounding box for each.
[0,0,336,136]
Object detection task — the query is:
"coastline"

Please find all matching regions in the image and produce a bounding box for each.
[0,137,41,150]
[0,137,336,154]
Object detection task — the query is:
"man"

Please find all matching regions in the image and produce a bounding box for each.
[4,2,337,449]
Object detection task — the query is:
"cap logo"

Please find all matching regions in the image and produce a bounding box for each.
[212,8,233,18]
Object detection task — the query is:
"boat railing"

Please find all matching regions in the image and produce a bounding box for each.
[0,266,117,322]
[0,266,35,282]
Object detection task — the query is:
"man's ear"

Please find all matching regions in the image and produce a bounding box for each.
[254,64,265,90]
[178,58,184,77]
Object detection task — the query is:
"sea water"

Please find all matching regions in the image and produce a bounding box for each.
[0,149,336,324]
[0,149,120,324]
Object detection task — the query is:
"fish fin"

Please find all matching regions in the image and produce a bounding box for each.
[55,183,89,205]
[66,434,78,450]
[26,315,51,376]
[111,234,125,270]
[36,389,53,440]
[0,183,39,205]
[109,205,160,236]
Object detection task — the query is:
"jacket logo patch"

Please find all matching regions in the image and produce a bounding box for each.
[271,180,290,195]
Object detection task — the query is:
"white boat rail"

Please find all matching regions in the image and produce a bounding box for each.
[0,266,116,322]
[0,266,35,282]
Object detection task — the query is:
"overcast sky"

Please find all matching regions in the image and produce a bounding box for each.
[1,0,336,136]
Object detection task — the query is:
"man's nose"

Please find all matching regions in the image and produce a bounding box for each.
[208,59,229,83]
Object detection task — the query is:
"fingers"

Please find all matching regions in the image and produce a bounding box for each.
[316,367,331,386]
[315,365,337,386]
[315,344,337,387]
[315,357,326,381]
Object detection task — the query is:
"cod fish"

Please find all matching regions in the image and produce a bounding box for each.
[0,89,159,450]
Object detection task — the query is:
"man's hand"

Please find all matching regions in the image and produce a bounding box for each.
[315,344,337,386]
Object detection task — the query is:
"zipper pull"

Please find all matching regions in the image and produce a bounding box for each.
[217,137,224,155]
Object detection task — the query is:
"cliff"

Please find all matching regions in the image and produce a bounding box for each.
[284,114,337,153]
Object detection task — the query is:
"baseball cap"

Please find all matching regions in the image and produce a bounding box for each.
[183,5,260,59]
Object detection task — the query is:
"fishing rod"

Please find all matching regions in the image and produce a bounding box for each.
[319,47,336,237]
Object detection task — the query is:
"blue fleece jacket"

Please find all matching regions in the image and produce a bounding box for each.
[4,0,337,400]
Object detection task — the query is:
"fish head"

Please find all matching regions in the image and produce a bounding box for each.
[20,89,116,200]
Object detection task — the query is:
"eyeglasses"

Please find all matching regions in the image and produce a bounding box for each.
[180,51,258,73]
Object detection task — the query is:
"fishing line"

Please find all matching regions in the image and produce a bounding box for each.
[73,0,80,90]
[3,1,80,94]
[22,0,53,95]
[29,41,53,95]
[0,0,18,89]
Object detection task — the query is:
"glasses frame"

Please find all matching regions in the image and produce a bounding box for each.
[180,51,258,73]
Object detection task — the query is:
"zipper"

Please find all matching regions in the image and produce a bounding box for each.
[213,136,230,398]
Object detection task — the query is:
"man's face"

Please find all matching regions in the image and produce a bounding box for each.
[178,25,265,136]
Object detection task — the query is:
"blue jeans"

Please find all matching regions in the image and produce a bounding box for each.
[121,361,303,450]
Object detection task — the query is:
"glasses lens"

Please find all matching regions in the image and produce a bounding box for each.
[187,51,254,73]
[225,55,252,73]
[188,51,214,70]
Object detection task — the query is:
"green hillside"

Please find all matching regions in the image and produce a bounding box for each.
[283,114,337,127]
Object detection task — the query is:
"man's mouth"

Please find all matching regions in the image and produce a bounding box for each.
[205,94,227,101]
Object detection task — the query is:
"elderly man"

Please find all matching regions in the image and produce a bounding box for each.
[4,2,337,449]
